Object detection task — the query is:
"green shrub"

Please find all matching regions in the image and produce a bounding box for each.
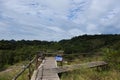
[103,48,120,69]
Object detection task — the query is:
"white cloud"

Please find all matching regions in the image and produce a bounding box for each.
[87,24,97,31]
[68,29,84,36]
[0,0,120,41]
[0,22,7,28]
[47,26,64,33]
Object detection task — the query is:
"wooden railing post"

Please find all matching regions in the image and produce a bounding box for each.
[35,54,39,69]
[28,63,32,80]
[36,51,45,69]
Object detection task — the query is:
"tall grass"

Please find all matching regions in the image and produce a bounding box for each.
[0,61,32,80]
[0,67,20,80]
[61,68,120,80]
[60,54,120,80]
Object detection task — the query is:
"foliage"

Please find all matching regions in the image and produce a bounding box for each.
[60,34,120,54]
[0,34,120,70]
[103,48,120,70]
[61,68,120,80]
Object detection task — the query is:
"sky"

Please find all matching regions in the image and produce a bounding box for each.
[0,0,120,41]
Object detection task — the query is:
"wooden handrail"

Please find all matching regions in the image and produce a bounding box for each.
[12,56,37,80]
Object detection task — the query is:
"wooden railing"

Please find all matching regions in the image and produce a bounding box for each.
[12,56,37,80]
[12,51,45,80]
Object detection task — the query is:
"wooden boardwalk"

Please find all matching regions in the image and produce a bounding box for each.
[35,57,60,80]
[52,61,107,73]
[31,57,107,80]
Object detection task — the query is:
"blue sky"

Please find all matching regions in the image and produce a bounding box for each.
[0,0,120,41]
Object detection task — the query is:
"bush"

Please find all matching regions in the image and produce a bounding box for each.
[103,48,120,69]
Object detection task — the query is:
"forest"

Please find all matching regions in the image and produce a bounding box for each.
[0,34,120,71]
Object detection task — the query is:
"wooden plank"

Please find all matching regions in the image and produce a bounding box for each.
[51,61,107,73]
[31,59,45,80]
[35,57,60,80]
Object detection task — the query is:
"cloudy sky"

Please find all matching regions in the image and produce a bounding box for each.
[0,0,120,41]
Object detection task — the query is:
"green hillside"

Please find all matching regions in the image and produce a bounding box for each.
[59,34,120,54]
[0,34,120,70]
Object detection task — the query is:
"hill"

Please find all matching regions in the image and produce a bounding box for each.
[59,34,120,54]
[0,34,120,70]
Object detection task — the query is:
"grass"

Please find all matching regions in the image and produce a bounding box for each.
[60,55,120,80]
[62,55,103,65]
[0,61,31,80]
[0,66,20,80]
[61,68,120,80]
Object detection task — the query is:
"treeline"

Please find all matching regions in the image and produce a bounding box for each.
[0,40,52,70]
[0,34,120,70]
[60,34,120,54]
